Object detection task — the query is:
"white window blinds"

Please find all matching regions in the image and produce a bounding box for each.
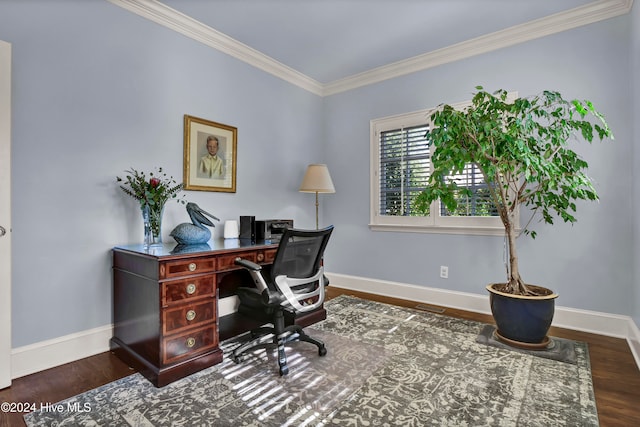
[378,124,431,217]
[442,163,498,217]
[370,95,516,234]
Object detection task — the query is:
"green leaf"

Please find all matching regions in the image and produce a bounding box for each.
[416,87,613,291]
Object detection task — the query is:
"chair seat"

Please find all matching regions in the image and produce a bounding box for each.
[236,286,284,313]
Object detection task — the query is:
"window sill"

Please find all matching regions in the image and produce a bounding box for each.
[369,223,510,236]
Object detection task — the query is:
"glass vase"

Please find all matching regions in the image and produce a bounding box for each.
[141,203,164,247]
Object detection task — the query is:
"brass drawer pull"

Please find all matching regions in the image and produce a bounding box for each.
[188,263,197,271]
[186,310,196,321]
[186,337,196,348]
[186,283,196,294]
[257,253,264,262]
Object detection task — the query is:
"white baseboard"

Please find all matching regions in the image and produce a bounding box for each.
[219,295,240,317]
[628,320,640,370]
[9,296,244,381]
[326,272,640,370]
[327,272,493,315]
[9,272,640,379]
[11,324,114,380]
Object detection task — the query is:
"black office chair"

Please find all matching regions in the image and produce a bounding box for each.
[232,225,334,376]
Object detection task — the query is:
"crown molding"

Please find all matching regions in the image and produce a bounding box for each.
[107,0,324,96]
[323,0,633,95]
[108,0,633,97]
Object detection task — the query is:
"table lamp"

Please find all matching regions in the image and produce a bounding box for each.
[299,164,335,229]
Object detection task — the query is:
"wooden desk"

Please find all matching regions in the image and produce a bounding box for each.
[111,239,326,387]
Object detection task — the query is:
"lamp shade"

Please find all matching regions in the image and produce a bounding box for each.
[299,164,335,193]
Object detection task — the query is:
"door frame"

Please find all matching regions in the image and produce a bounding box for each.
[0,39,12,389]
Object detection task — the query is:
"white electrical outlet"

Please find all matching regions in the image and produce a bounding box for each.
[440,265,449,279]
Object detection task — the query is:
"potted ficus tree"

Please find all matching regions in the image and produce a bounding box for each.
[415,86,613,348]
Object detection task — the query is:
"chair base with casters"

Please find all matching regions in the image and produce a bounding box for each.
[232,226,333,376]
[231,306,327,376]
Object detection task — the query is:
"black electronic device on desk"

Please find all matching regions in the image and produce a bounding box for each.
[239,216,256,242]
[255,219,293,242]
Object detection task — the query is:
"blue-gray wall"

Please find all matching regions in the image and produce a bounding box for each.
[323,15,635,317]
[0,0,323,347]
[1,1,638,348]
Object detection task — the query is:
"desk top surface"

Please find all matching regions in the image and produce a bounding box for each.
[114,238,279,258]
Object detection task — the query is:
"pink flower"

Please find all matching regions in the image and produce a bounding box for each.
[150,177,161,188]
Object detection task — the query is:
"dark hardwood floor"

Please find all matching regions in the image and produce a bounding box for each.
[0,351,133,427]
[1,287,639,426]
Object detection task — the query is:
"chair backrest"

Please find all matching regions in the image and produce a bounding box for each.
[270,226,333,283]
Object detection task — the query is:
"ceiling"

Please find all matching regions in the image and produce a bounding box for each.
[111,0,632,95]
[160,0,592,83]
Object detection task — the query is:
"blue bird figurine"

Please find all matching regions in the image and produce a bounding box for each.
[170,202,220,245]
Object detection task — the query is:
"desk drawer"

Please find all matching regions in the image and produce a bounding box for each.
[217,248,277,271]
[218,252,256,271]
[162,324,217,365]
[162,276,215,305]
[162,300,216,334]
[161,257,216,279]
[262,248,278,263]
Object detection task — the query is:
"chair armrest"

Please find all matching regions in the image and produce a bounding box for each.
[234,257,261,271]
[234,257,269,293]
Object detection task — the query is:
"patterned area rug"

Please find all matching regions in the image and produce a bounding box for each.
[24,295,598,426]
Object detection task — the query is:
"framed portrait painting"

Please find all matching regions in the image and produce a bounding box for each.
[183,115,237,192]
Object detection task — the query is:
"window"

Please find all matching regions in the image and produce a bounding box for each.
[378,123,431,217]
[370,99,513,235]
[440,163,499,217]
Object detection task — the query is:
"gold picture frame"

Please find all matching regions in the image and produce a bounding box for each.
[183,115,237,192]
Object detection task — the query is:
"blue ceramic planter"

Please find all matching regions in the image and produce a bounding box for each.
[487,283,558,344]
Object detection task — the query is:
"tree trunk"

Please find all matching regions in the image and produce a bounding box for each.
[505,220,528,295]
